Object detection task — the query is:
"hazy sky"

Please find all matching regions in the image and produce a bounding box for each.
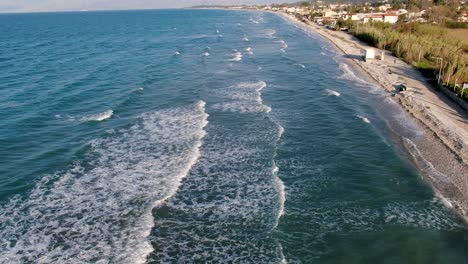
[0,0,295,13]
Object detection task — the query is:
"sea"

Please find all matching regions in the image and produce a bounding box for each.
[0,9,467,263]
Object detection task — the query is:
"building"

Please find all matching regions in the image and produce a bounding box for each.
[383,11,399,23]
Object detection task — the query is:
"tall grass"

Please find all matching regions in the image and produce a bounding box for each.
[349,22,468,100]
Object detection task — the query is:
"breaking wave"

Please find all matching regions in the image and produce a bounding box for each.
[212,81,271,113]
[325,89,340,97]
[357,115,371,124]
[0,101,209,264]
[229,50,243,62]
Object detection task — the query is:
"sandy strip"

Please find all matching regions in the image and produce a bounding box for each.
[277,12,468,221]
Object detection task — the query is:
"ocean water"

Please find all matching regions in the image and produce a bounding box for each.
[0,9,467,263]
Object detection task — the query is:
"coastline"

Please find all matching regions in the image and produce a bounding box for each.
[277,11,468,221]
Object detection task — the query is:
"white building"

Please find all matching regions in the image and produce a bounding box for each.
[383,13,399,23]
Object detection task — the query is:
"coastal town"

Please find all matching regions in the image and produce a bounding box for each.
[226,0,468,24]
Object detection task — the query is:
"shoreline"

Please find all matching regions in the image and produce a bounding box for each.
[277,11,468,222]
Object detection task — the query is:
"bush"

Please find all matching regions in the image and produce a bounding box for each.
[348,22,468,93]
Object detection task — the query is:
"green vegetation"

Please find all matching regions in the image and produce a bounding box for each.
[348,21,468,100]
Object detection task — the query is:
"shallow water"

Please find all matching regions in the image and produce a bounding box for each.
[0,9,467,263]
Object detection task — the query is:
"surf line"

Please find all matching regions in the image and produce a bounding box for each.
[143,101,209,261]
[271,124,286,229]
[260,82,285,229]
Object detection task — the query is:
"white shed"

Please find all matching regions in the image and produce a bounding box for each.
[365,49,375,62]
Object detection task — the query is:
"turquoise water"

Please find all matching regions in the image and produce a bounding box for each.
[0,9,467,263]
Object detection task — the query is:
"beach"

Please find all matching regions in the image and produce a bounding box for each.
[279,11,468,221]
[1,9,468,262]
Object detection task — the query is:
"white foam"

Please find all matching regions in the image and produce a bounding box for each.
[212,101,271,113]
[148,108,283,262]
[383,200,462,230]
[295,63,306,69]
[357,115,371,124]
[402,137,451,184]
[81,109,113,122]
[202,52,210,57]
[325,89,340,97]
[132,87,144,92]
[242,36,249,42]
[212,81,270,113]
[338,63,382,95]
[272,163,286,228]
[278,39,288,49]
[279,244,288,264]
[229,50,243,62]
[174,51,180,56]
[245,47,253,55]
[0,102,209,263]
[278,125,285,138]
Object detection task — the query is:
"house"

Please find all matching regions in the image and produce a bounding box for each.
[323,10,338,18]
[383,11,399,23]
[350,14,362,21]
[363,14,384,23]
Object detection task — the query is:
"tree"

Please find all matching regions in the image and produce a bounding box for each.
[392,0,402,10]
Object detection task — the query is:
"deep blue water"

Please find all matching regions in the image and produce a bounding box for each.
[0,9,467,263]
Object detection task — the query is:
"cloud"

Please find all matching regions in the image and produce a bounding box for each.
[0,0,294,13]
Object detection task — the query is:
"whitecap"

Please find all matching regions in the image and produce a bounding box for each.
[212,81,270,113]
[0,101,209,263]
[228,50,243,62]
[324,89,340,97]
[202,52,210,57]
[357,115,371,123]
[272,162,286,228]
[278,39,288,49]
[132,87,144,92]
[81,109,113,122]
[295,63,306,69]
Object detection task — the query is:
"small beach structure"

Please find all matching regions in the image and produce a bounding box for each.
[379,51,385,61]
[364,49,375,62]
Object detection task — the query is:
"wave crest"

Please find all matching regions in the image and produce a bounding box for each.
[0,102,209,263]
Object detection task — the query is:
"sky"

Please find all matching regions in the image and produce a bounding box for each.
[0,0,295,13]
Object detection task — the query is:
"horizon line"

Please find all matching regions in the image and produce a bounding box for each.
[0,7,218,15]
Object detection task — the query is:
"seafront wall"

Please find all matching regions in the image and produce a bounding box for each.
[439,85,468,111]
